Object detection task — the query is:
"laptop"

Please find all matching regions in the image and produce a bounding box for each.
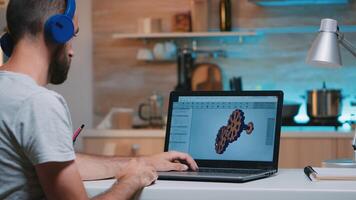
[158,91,284,183]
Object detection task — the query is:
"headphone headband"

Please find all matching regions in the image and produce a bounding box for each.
[1,0,77,57]
[64,0,76,19]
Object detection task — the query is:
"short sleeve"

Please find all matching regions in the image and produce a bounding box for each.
[14,92,75,165]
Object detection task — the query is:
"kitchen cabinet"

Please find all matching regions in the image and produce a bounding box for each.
[83,137,164,157]
[82,130,354,168]
[279,137,354,168]
[82,130,165,157]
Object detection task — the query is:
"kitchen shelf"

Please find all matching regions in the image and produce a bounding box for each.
[112,31,256,40]
[137,59,176,63]
[249,0,349,6]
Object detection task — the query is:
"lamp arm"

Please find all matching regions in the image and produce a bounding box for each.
[353,125,356,146]
[337,32,356,57]
[353,128,356,162]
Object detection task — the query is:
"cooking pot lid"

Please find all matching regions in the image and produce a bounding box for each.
[307,89,342,93]
[307,82,342,93]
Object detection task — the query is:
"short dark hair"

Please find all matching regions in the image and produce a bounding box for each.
[6,0,66,44]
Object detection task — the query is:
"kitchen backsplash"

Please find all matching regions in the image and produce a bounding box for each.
[203,33,356,123]
[93,0,356,127]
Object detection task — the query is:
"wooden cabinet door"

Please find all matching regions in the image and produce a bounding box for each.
[83,137,165,157]
[279,138,353,168]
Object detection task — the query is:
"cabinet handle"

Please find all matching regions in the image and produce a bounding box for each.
[131,144,140,156]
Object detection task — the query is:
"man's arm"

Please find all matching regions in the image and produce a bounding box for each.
[35,161,88,200]
[35,159,157,200]
[76,151,199,181]
[75,153,131,181]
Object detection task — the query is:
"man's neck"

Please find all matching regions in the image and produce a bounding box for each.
[1,37,50,86]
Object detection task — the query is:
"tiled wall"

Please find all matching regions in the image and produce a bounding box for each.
[199,31,356,123]
[93,0,356,125]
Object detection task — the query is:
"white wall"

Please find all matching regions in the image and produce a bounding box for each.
[49,0,93,151]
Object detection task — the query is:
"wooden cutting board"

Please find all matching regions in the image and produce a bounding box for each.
[191,63,223,91]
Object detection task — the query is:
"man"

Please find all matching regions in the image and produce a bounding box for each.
[0,0,198,199]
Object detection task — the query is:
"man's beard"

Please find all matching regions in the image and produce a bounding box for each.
[48,45,71,85]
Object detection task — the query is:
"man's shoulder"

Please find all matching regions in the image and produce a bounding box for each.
[0,71,67,112]
[25,90,67,109]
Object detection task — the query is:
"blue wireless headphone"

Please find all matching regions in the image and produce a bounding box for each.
[0,0,76,57]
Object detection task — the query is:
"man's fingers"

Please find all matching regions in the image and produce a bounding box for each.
[146,172,158,186]
[117,159,159,188]
[168,163,189,171]
[168,151,198,170]
[142,167,158,186]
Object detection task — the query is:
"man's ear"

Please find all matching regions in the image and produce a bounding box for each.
[43,31,64,57]
[1,32,14,57]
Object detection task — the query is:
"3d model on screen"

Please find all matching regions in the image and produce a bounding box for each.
[215,109,254,154]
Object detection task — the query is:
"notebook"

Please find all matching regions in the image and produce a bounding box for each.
[158,91,284,183]
[304,166,356,181]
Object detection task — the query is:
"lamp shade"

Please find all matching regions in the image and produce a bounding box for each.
[306,19,342,67]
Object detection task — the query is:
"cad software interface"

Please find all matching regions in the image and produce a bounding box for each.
[168,96,278,162]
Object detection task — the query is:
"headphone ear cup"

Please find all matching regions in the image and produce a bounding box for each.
[45,14,74,44]
[1,33,14,57]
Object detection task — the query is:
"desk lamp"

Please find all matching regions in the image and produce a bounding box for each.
[307,19,356,167]
[306,18,356,67]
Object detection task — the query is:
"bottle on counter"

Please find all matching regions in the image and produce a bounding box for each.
[219,0,232,32]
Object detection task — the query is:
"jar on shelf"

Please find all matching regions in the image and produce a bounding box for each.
[219,0,232,32]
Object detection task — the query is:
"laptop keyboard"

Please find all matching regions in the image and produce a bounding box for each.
[196,168,265,174]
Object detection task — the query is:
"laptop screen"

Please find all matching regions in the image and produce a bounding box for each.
[167,94,279,163]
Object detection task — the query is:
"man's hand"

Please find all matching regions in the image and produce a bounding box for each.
[142,151,199,172]
[115,159,158,190]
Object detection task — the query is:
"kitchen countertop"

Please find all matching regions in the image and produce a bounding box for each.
[83,129,354,139]
[84,169,356,200]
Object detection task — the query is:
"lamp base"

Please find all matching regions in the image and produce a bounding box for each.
[322,158,356,168]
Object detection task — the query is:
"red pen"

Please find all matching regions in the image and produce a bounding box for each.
[72,124,85,144]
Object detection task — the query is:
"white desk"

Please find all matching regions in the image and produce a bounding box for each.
[84,169,356,200]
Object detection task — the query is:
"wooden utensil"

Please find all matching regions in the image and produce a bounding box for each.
[191,63,223,91]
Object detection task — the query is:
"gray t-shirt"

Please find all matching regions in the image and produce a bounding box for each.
[0,71,75,199]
